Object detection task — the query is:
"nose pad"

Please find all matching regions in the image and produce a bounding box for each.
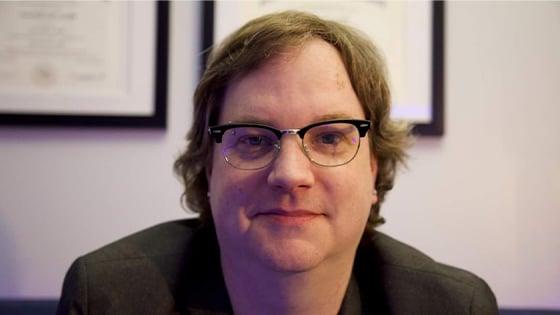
[302,142,311,155]
[273,134,308,164]
[267,135,315,191]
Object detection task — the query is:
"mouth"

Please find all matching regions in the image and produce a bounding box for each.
[253,209,323,225]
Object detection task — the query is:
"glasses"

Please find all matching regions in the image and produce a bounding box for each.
[208,119,371,170]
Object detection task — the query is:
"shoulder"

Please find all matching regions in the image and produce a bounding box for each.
[57,219,207,314]
[83,218,202,263]
[356,232,498,315]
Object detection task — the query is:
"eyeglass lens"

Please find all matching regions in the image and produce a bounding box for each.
[221,122,361,170]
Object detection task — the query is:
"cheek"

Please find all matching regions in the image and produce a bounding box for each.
[208,156,234,218]
[319,168,372,252]
[208,163,257,228]
[331,154,375,220]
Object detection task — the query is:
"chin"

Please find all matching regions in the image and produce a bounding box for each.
[253,238,326,273]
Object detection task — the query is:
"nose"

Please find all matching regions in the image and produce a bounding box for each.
[267,136,315,192]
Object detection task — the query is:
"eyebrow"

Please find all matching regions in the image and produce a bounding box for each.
[316,113,355,121]
[229,112,357,126]
[228,115,273,126]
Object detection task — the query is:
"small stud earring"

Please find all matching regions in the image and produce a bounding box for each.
[372,189,378,196]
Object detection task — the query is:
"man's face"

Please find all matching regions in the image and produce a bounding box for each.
[208,39,378,273]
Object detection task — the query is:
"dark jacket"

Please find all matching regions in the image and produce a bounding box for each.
[57,219,498,314]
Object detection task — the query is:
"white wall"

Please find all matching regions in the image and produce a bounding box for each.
[0,1,558,309]
[380,2,560,309]
[0,1,198,298]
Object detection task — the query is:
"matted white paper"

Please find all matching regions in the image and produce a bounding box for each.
[0,1,156,116]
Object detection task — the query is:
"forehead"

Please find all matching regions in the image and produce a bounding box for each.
[218,39,364,127]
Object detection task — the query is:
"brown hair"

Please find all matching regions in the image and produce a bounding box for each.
[174,11,411,233]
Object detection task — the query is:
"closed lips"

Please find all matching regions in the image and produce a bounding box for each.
[255,209,322,217]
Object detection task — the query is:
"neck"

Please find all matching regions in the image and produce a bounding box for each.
[221,252,355,315]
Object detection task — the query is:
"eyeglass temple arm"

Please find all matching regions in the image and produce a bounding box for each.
[357,121,371,137]
[208,128,224,143]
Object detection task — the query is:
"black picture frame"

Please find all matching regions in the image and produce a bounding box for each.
[0,1,169,128]
[200,1,444,136]
[414,1,444,136]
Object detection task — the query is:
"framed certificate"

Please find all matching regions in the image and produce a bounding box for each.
[0,1,169,128]
[202,1,444,135]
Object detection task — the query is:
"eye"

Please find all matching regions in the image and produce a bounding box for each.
[238,135,270,146]
[234,131,276,151]
[317,133,341,145]
[233,134,276,160]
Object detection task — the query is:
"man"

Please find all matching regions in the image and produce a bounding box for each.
[58,11,498,314]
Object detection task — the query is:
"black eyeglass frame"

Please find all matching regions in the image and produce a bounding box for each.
[208,119,371,143]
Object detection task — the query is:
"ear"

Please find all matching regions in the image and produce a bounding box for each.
[370,156,379,205]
